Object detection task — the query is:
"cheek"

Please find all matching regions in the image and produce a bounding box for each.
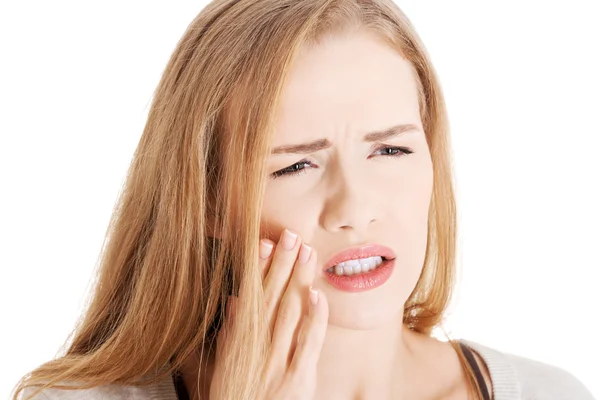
[407,158,433,263]
[409,150,433,204]
[411,161,434,216]
[388,155,433,256]
[259,186,316,240]
[386,153,433,217]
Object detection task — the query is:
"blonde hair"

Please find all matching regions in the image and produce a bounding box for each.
[13,0,485,399]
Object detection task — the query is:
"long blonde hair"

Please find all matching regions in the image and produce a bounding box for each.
[13,0,484,399]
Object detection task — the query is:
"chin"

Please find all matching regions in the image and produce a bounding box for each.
[321,259,423,330]
[328,304,405,330]
[323,287,412,330]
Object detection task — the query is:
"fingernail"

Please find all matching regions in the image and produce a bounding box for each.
[282,229,297,251]
[298,243,311,264]
[259,240,273,259]
[309,286,319,306]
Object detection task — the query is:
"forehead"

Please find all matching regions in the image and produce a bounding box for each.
[274,30,421,142]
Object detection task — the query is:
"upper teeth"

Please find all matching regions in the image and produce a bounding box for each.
[326,256,384,276]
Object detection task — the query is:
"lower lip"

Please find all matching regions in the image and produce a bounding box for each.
[323,259,395,293]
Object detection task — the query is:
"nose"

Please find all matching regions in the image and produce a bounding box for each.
[320,167,379,236]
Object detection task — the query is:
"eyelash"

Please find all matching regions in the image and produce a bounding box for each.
[270,146,415,179]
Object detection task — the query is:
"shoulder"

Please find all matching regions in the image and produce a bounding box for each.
[460,339,595,400]
[19,385,146,400]
[19,385,133,400]
[17,376,177,400]
[503,351,595,399]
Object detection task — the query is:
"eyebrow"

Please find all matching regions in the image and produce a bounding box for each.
[271,123,421,155]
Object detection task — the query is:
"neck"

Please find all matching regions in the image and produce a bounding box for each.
[315,312,416,399]
[181,314,461,400]
[180,347,214,400]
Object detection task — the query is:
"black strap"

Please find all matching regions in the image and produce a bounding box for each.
[173,372,190,400]
[459,342,491,400]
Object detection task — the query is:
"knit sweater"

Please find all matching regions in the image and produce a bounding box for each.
[17,339,595,400]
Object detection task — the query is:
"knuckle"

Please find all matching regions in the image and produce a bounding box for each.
[297,328,312,351]
[276,303,293,326]
[296,330,306,349]
[296,315,308,340]
[263,289,276,307]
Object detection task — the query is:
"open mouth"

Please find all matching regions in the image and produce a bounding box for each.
[325,255,390,276]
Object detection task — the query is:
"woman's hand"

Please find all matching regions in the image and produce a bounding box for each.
[210,228,329,400]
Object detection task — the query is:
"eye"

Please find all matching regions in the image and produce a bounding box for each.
[271,160,315,179]
[372,145,414,158]
[270,146,414,179]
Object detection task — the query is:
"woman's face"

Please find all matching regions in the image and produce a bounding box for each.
[261,30,433,329]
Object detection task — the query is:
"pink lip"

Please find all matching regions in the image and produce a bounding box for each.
[324,258,395,292]
[323,244,396,271]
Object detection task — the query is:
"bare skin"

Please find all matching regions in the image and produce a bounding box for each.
[180,234,493,399]
[182,29,494,399]
[180,292,493,400]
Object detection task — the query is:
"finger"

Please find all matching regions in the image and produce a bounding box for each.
[289,287,328,378]
[270,245,317,364]
[265,244,315,379]
[258,239,275,280]
[262,229,301,327]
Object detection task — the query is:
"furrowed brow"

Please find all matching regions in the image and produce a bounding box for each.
[271,124,420,155]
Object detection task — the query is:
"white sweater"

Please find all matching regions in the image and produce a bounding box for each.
[18,339,596,400]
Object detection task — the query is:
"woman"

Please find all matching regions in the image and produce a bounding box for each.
[13,0,595,399]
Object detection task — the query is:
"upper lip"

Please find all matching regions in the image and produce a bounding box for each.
[323,244,396,271]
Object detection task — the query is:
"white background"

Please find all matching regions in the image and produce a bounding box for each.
[1,1,598,398]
